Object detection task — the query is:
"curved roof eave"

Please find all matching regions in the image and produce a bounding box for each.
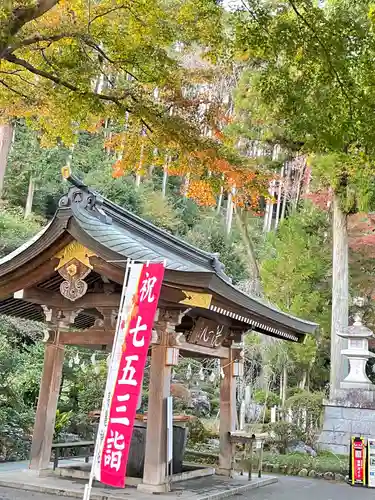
[0,213,71,279]
[0,221,52,268]
[210,274,318,335]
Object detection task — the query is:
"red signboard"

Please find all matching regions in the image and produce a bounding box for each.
[94,262,165,488]
[351,436,366,486]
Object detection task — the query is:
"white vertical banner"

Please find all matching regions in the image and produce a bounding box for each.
[83,260,166,499]
[83,259,132,500]
[92,262,142,484]
[167,396,173,465]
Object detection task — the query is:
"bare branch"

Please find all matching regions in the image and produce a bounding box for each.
[0,79,30,99]
[5,53,79,92]
[40,48,61,74]
[7,33,75,53]
[0,0,60,56]
[2,53,147,119]
[0,70,38,88]
[83,40,139,81]
[88,5,128,28]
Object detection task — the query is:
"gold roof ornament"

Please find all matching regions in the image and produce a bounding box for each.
[54,241,97,302]
[54,241,96,271]
[179,291,212,309]
[61,165,72,180]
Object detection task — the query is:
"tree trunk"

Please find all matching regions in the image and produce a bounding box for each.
[0,123,14,198]
[330,195,348,400]
[266,181,275,232]
[161,155,169,198]
[234,210,262,296]
[226,186,235,235]
[147,148,158,179]
[183,173,190,199]
[217,185,224,214]
[299,370,307,390]
[135,137,145,188]
[280,162,290,223]
[263,200,270,232]
[274,167,284,230]
[282,365,287,406]
[24,176,35,218]
[293,160,305,212]
[162,168,168,198]
[263,181,275,233]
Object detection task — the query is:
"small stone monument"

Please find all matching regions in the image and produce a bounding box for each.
[318,304,375,455]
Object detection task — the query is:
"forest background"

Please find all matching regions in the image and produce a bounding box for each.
[1,0,375,461]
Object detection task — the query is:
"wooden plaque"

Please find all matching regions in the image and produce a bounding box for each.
[188,317,228,348]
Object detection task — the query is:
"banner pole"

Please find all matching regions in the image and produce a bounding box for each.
[83,259,132,500]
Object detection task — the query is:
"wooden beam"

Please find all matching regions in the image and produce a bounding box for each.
[14,287,121,310]
[30,341,65,471]
[218,351,236,476]
[178,340,230,359]
[0,232,72,297]
[139,343,171,493]
[90,256,124,284]
[0,259,57,298]
[59,329,114,346]
[59,329,231,356]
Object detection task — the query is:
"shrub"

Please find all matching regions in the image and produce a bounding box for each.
[187,418,210,446]
[253,389,281,408]
[210,397,220,415]
[285,391,324,446]
[263,421,303,454]
[0,422,31,461]
[287,387,305,398]
[54,410,73,441]
[0,407,34,461]
[262,451,348,475]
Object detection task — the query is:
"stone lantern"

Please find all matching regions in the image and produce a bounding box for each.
[338,314,375,392]
[318,309,375,455]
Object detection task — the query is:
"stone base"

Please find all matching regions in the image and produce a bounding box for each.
[340,381,375,393]
[137,481,171,493]
[318,399,375,455]
[216,468,235,478]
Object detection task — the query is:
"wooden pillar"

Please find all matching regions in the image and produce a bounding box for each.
[139,344,171,492]
[218,353,236,476]
[138,309,183,494]
[30,342,65,471]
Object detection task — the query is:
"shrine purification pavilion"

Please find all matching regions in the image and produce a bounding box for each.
[0,173,317,493]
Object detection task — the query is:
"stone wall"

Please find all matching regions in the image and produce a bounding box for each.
[318,402,375,454]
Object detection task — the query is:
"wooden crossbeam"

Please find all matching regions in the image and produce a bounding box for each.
[14,288,121,310]
[59,329,114,346]
[56,330,230,358]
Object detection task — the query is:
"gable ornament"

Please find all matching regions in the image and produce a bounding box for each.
[53,241,96,302]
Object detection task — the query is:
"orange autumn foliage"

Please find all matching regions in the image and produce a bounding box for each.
[186,180,216,206]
